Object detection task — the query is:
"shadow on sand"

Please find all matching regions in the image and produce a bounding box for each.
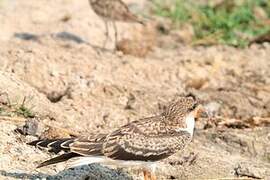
[0,164,132,180]
[13,31,112,52]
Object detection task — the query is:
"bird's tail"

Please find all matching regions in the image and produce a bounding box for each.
[28,138,78,168]
[134,16,145,25]
[124,11,145,25]
[28,138,75,153]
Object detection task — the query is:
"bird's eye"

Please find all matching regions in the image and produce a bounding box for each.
[189,103,197,111]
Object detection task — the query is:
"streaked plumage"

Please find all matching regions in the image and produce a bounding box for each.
[89,0,143,23]
[88,0,144,48]
[28,96,208,180]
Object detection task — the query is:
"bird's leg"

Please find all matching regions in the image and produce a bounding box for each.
[143,170,157,180]
[102,19,109,48]
[187,152,198,166]
[112,20,118,49]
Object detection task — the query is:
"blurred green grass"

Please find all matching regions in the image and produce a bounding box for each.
[153,0,270,47]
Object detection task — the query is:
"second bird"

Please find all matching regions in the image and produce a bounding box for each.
[89,0,144,48]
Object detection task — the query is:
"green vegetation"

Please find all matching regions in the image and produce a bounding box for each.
[153,0,270,47]
[16,105,35,118]
[0,96,35,118]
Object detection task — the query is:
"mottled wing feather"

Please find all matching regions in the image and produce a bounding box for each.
[90,0,143,23]
[70,134,107,156]
[102,118,191,161]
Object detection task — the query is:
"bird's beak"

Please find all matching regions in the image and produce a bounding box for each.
[194,105,209,119]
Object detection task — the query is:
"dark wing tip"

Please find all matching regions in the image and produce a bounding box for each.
[27,139,42,146]
[36,161,49,168]
[138,20,145,26]
[36,153,79,168]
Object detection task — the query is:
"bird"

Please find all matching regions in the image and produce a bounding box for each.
[88,0,144,49]
[28,96,208,180]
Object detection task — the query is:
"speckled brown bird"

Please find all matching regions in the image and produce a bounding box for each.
[28,96,208,180]
[88,0,144,48]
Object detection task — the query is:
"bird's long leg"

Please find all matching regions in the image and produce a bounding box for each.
[112,20,118,49]
[103,19,109,48]
[143,170,157,180]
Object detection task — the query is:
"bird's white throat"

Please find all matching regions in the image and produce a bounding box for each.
[185,113,195,136]
[176,113,195,136]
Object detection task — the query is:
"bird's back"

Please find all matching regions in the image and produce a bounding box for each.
[102,117,192,161]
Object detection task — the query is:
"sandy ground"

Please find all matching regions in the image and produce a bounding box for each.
[0,0,269,179]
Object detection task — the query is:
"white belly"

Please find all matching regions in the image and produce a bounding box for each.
[67,156,157,170]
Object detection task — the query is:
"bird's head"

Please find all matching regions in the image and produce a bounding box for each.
[162,96,208,127]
